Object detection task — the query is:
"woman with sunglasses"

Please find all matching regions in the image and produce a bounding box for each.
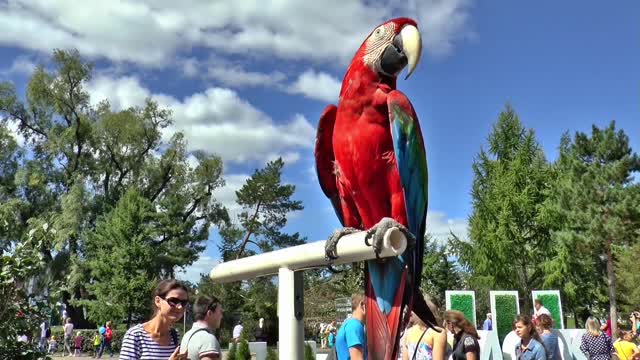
[120,279,189,360]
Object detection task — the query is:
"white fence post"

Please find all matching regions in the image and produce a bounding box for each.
[209,224,408,359]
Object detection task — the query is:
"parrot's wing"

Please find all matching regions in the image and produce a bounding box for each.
[387,90,428,278]
[314,104,345,225]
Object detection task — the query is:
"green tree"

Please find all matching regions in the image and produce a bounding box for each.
[541,122,640,335]
[0,228,50,360]
[78,189,159,326]
[453,105,552,313]
[220,158,304,260]
[421,234,463,309]
[0,49,228,326]
[236,330,251,360]
[200,158,304,343]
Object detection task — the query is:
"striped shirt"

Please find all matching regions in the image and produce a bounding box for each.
[119,324,179,360]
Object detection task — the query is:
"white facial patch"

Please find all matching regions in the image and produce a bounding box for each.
[363,22,396,71]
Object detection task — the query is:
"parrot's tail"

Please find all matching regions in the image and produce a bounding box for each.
[365,265,408,360]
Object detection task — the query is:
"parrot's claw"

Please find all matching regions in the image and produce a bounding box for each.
[364,217,416,259]
[325,227,360,262]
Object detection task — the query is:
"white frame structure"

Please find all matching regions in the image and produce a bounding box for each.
[445,290,477,326]
[210,226,408,359]
[532,290,564,329]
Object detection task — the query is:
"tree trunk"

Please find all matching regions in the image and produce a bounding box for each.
[606,237,618,337]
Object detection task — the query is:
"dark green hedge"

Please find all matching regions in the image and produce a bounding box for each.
[536,294,562,329]
[450,294,475,325]
[495,295,518,344]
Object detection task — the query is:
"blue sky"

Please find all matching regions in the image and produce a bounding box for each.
[0,1,638,282]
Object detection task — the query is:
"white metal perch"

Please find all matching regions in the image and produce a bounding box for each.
[209,225,408,359]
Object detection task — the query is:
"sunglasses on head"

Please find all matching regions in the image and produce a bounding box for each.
[162,296,189,308]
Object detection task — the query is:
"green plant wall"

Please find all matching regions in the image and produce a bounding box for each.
[536,294,562,329]
[495,294,518,344]
[450,294,475,324]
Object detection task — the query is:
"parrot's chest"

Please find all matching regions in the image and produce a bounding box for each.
[333,104,396,184]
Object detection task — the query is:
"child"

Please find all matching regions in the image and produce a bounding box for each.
[93,330,101,358]
[48,335,58,354]
[74,331,83,357]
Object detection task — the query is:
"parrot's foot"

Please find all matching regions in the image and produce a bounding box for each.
[325,227,360,261]
[364,217,416,258]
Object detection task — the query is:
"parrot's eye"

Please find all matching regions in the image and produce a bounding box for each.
[374,27,385,38]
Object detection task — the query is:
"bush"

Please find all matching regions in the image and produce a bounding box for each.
[228,341,237,359]
[304,342,315,360]
[236,339,251,360]
[266,347,278,360]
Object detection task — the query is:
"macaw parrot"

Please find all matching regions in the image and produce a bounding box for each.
[315,17,435,360]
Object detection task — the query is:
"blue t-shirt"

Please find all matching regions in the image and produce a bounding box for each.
[336,318,367,360]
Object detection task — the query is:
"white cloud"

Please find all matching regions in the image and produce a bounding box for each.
[416,0,475,57]
[0,1,472,67]
[5,119,26,147]
[288,70,342,103]
[85,75,316,165]
[5,57,37,76]
[176,255,220,284]
[426,210,468,245]
[214,173,250,218]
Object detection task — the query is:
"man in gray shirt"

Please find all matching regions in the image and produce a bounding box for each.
[180,296,223,360]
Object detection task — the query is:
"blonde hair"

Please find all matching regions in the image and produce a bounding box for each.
[351,293,365,311]
[585,317,601,337]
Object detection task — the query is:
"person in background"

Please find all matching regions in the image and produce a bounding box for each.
[537,314,561,360]
[483,314,493,331]
[63,317,75,356]
[320,322,327,348]
[533,300,551,325]
[119,279,189,360]
[401,310,447,360]
[180,295,224,360]
[93,330,102,358]
[98,321,114,358]
[39,320,49,352]
[328,327,336,349]
[232,320,244,343]
[514,315,546,360]
[255,317,267,342]
[48,335,58,354]
[580,317,615,360]
[335,293,367,360]
[613,331,637,360]
[601,317,613,338]
[630,312,640,337]
[74,331,83,357]
[444,310,480,360]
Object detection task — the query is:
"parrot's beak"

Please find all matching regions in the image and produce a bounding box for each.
[400,25,422,80]
[379,24,422,80]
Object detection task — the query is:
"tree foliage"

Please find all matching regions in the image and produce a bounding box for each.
[0,49,228,326]
[541,121,640,332]
[453,104,552,314]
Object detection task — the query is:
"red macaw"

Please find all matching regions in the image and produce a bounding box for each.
[315,17,435,360]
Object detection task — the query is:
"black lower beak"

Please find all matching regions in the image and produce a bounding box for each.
[380,34,407,76]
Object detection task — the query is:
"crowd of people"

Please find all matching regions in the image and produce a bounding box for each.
[23,279,640,360]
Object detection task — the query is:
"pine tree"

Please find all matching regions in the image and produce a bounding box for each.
[453,104,552,313]
[542,122,640,334]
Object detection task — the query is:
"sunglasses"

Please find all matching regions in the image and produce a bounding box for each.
[162,297,189,308]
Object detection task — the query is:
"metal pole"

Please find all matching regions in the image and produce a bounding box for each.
[278,267,304,360]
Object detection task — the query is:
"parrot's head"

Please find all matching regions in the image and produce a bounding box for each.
[355,17,423,81]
